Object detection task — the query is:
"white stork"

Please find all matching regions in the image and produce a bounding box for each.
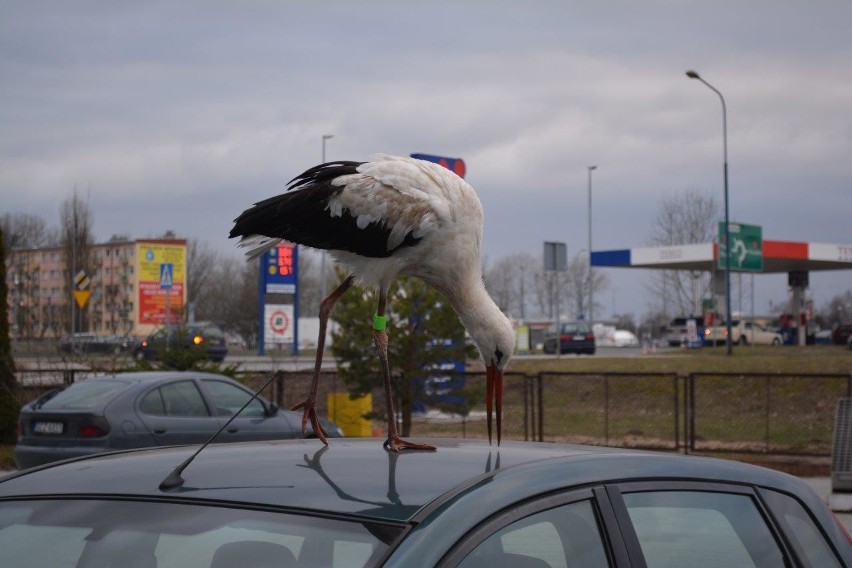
[229,154,514,451]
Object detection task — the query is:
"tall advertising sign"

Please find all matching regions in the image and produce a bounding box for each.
[136,241,186,327]
[257,243,299,355]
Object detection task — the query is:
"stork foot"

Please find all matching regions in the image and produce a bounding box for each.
[290,399,329,444]
[383,436,436,453]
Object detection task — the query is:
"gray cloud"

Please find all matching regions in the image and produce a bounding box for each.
[2,0,850,316]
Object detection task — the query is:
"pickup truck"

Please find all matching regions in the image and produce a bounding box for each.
[704,319,783,346]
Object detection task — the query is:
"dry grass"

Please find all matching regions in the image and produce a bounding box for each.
[509,345,852,376]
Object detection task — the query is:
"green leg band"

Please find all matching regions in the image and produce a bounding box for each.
[373,314,387,331]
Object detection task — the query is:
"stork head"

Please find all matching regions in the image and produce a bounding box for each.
[468,308,515,446]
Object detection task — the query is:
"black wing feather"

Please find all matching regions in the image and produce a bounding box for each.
[229,161,422,258]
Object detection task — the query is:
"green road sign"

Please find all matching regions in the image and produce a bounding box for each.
[718,222,763,272]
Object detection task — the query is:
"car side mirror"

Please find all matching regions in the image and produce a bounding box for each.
[266,403,279,417]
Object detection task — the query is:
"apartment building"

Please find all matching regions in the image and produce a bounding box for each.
[6,238,186,340]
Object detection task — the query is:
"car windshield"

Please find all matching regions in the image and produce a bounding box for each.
[38,380,129,411]
[0,499,402,568]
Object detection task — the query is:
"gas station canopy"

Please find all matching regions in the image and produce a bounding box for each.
[592,240,852,273]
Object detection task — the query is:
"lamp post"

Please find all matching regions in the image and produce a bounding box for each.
[686,69,733,355]
[587,165,597,323]
[319,134,334,298]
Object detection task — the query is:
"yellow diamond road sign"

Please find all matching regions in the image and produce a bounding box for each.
[74,270,90,290]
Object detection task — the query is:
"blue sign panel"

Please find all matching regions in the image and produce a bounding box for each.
[159,263,173,290]
[410,153,466,178]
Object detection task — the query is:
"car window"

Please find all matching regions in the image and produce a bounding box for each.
[622,490,785,568]
[202,379,266,418]
[457,500,609,568]
[140,380,210,417]
[39,380,128,410]
[200,325,225,340]
[0,499,400,568]
[559,324,590,335]
[760,489,843,568]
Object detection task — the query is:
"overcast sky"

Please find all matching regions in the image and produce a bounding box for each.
[2,1,850,319]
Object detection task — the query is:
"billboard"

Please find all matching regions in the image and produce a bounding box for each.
[136,241,186,325]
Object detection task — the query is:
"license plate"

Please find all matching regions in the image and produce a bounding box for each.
[573,335,586,341]
[33,421,64,435]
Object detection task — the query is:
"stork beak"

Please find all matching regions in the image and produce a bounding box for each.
[486,364,503,446]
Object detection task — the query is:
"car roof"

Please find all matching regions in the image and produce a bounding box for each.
[0,438,811,524]
[75,371,234,383]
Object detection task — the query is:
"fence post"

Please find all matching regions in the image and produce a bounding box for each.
[765,376,771,453]
[674,374,680,453]
[275,372,284,408]
[683,373,695,454]
[604,376,610,445]
[523,375,530,441]
[537,373,544,442]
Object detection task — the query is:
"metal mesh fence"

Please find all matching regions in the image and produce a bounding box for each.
[689,372,851,455]
[539,372,681,450]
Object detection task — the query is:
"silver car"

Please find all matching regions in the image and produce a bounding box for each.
[14,371,342,470]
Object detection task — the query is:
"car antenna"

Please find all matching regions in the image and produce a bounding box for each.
[159,370,282,491]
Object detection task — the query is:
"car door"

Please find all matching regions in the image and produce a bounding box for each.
[197,378,299,441]
[440,488,620,568]
[609,482,791,568]
[440,481,844,568]
[137,378,220,445]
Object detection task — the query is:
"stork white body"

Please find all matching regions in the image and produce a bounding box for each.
[230,154,514,450]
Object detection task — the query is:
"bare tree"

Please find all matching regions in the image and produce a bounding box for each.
[483,252,551,320]
[297,248,322,317]
[1,212,59,250]
[60,190,95,334]
[186,238,221,321]
[0,225,21,443]
[646,188,720,317]
[219,257,258,345]
[561,253,609,321]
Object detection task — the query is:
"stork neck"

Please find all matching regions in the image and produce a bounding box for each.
[450,276,504,343]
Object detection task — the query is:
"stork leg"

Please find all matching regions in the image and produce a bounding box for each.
[291,275,354,444]
[486,364,503,446]
[375,289,435,452]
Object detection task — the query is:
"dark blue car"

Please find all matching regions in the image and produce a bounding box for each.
[543,322,596,355]
[2,438,849,566]
[134,322,229,362]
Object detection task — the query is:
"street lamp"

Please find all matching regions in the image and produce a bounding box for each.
[320,134,334,298]
[587,165,597,323]
[686,69,733,355]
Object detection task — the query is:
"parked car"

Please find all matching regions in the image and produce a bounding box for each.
[705,320,784,346]
[543,321,595,354]
[612,329,639,347]
[1,439,849,567]
[14,371,342,470]
[134,321,228,362]
[833,324,852,345]
[662,316,705,347]
[56,332,137,355]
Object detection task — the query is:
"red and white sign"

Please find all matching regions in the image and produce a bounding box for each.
[264,304,294,344]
